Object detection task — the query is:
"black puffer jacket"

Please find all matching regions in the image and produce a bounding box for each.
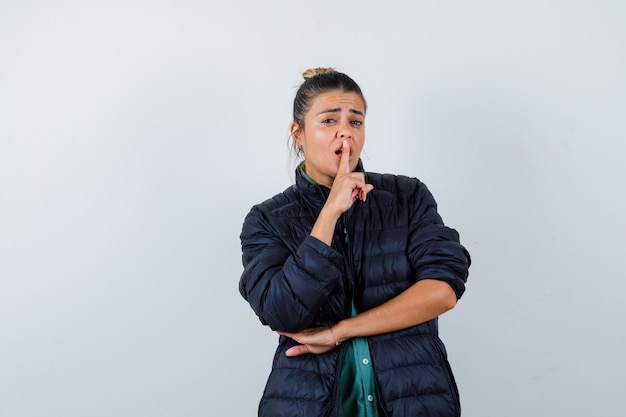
[240,162,470,417]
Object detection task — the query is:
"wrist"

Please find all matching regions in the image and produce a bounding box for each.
[331,320,350,345]
[310,207,341,246]
[318,205,342,223]
[329,325,340,346]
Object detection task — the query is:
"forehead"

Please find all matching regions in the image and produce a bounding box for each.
[307,90,366,115]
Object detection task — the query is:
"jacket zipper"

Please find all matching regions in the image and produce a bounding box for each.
[329,215,354,417]
[341,215,354,317]
[330,342,347,417]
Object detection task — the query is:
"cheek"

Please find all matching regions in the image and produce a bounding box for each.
[308,133,330,151]
[356,136,366,151]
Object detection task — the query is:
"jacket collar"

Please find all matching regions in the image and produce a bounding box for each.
[294,159,365,208]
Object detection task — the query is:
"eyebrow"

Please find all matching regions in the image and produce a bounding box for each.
[317,108,365,117]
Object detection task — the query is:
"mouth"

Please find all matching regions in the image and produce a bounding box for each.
[335,148,353,157]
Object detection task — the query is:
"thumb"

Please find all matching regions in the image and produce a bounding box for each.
[285,344,310,357]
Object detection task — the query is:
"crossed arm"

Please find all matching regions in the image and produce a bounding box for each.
[278,279,457,356]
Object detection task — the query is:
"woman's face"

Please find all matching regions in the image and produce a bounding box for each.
[292,90,366,188]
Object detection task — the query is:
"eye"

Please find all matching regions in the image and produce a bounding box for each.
[351,120,363,127]
[322,118,336,124]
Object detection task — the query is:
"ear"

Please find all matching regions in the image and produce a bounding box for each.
[290,122,302,145]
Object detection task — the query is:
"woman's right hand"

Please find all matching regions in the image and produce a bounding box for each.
[324,140,374,216]
[310,140,373,246]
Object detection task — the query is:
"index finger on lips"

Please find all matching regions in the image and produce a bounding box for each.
[340,140,350,174]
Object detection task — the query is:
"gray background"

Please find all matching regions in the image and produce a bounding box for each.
[1,1,625,416]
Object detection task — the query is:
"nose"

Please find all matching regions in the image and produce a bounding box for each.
[338,121,352,138]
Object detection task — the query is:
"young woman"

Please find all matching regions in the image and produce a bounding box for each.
[239,68,471,417]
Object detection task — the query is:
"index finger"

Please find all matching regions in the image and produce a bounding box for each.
[339,140,350,174]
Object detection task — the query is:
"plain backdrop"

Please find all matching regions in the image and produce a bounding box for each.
[1,1,625,416]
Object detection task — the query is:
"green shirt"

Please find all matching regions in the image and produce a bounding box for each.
[338,303,380,417]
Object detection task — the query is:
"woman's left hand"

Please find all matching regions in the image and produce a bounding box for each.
[277,327,339,357]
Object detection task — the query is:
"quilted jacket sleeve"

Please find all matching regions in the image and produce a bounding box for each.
[239,205,344,332]
[407,180,471,299]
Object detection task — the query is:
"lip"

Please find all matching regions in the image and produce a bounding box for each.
[335,150,353,159]
[334,144,353,158]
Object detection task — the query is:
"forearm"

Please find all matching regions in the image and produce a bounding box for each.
[332,279,457,343]
[310,207,341,246]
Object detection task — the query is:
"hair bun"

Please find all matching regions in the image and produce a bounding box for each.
[302,67,336,80]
